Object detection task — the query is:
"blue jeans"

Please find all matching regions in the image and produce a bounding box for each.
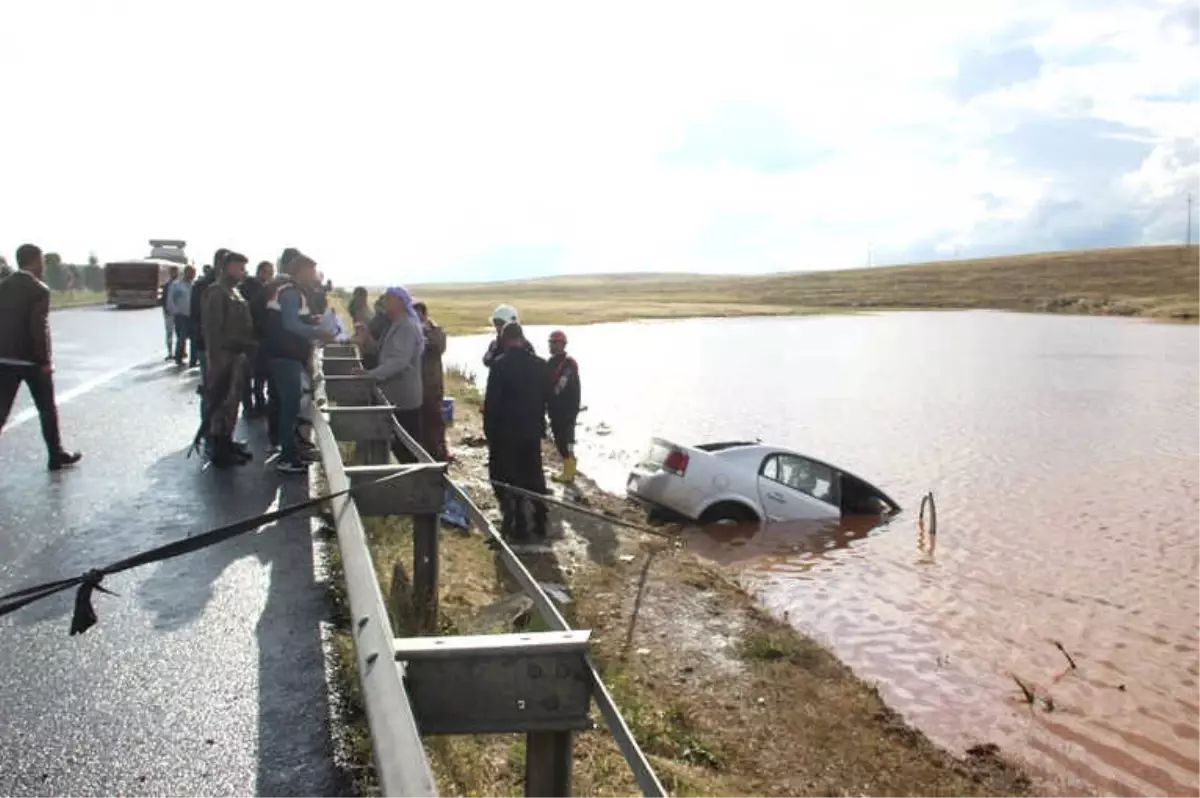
[270,358,304,462]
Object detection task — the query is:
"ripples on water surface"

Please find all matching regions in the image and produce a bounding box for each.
[446,311,1200,796]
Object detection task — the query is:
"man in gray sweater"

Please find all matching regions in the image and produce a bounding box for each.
[354,286,425,462]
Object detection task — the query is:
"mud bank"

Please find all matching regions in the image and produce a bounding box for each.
[319,366,1034,796]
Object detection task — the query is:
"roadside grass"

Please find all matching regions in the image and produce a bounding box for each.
[49,290,107,308]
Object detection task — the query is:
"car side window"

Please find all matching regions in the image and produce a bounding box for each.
[771,454,836,503]
[760,455,779,481]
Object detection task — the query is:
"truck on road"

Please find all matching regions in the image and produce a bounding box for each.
[104,239,189,308]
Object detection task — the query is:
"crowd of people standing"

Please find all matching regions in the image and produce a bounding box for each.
[156,248,454,477]
[0,241,584,547]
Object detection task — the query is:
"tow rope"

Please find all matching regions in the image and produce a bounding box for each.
[489,479,679,541]
[0,467,430,636]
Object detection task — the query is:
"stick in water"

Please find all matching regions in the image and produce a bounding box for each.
[1053,640,1078,669]
[1011,674,1037,705]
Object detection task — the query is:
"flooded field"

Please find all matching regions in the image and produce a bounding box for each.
[444,310,1200,796]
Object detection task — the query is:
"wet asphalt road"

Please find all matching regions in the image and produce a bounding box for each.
[0,307,345,796]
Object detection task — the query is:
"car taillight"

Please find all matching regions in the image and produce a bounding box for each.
[663,449,689,476]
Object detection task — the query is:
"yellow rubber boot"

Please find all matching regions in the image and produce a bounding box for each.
[552,456,577,484]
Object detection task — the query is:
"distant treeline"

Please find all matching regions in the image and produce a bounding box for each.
[0,252,106,293]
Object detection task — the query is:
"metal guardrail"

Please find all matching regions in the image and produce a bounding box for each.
[313,343,667,798]
[312,373,440,796]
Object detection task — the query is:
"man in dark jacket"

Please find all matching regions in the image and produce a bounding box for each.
[483,321,550,541]
[546,329,581,484]
[0,243,82,470]
[238,260,274,418]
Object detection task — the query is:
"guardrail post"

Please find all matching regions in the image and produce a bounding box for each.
[412,513,439,634]
[525,731,574,797]
[364,380,393,466]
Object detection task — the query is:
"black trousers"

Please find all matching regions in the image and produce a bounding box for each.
[243,349,270,414]
[390,408,424,464]
[0,365,63,455]
[549,411,577,458]
[488,437,548,535]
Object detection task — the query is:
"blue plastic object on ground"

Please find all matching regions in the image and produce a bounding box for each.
[440,487,469,529]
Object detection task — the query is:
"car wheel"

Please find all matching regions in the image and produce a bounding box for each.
[699,502,757,525]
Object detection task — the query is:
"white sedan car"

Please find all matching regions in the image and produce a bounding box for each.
[626,438,900,524]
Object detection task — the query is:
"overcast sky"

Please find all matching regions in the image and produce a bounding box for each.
[1,0,1196,285]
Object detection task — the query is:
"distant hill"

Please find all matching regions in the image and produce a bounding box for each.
[411,245,1196,317]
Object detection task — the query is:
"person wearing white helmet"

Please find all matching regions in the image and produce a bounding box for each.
[482,303,534,368]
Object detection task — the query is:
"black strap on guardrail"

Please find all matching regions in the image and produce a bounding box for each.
[0,468,420,636]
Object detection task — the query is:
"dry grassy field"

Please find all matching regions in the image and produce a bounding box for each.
[390,245,1198,334]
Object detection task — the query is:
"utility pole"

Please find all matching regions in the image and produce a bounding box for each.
[1187,192,1193,249]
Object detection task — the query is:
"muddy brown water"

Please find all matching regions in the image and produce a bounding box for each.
[446,311,1199,796]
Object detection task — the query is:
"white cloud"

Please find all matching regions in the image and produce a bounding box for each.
[0,0,1195,284]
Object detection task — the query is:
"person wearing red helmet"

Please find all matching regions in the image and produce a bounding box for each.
[546,329,581,484]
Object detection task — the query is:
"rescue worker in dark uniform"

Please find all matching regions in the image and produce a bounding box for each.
[198,251,256,468]
[482,304,534,368]
[483,321,550,541]
[546,329,581,484]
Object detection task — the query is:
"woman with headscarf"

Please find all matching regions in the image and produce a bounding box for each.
[353,286,425,463]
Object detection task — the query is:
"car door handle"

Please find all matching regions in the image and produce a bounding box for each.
[766,491,785,503]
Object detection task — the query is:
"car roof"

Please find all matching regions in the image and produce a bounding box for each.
[709,443,896,500]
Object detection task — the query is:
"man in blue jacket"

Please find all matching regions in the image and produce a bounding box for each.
[262,249,333,475]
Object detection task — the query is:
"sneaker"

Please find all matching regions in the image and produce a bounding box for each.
[276,458,309,475]
[231,440,254,463]
[48,450,83,472]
